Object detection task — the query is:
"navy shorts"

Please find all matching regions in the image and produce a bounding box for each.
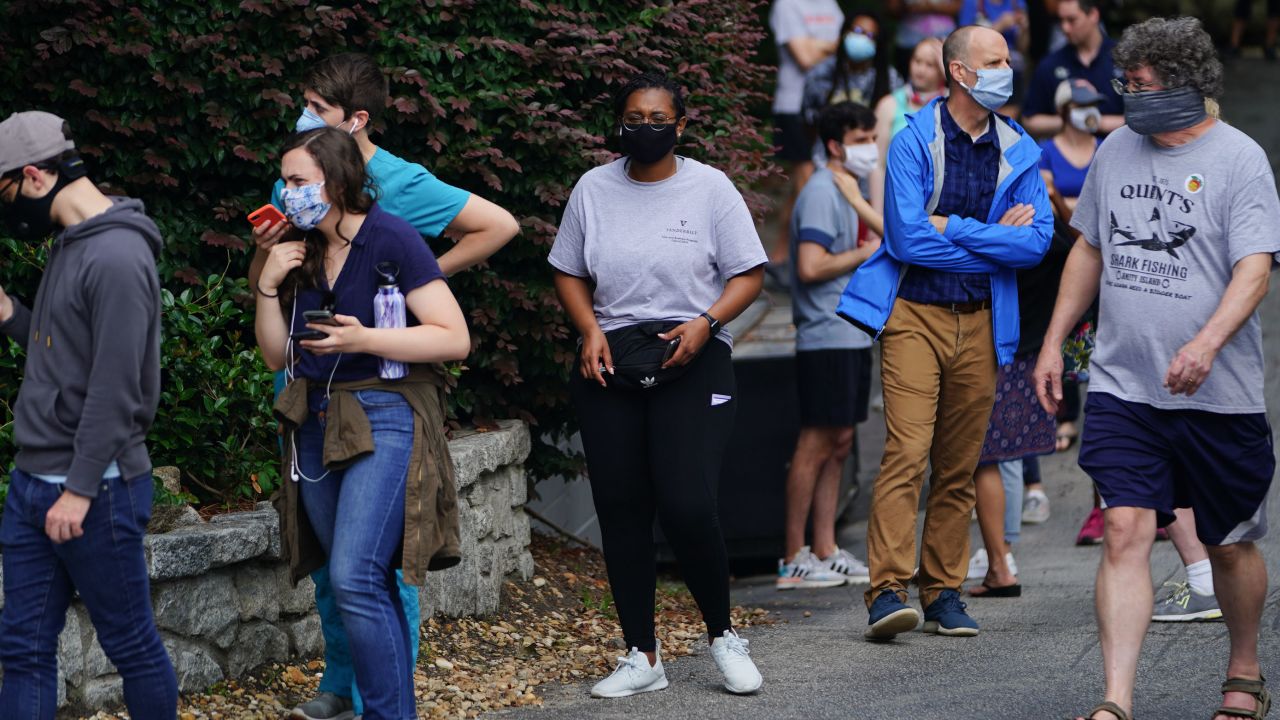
[1078,392,1275,545]
[796,348,872,427]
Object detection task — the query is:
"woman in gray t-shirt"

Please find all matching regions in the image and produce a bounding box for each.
[548,72,768,700]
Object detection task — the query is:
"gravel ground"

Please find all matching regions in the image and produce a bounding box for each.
[67,532,774,719]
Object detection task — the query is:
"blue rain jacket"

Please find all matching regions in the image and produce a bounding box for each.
[836,97,1053,365]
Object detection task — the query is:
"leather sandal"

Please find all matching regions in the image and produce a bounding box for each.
[1069,701,1131,720]
[1217,676,1271,719]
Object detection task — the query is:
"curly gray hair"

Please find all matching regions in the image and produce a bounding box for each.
[1112,17,1223,99]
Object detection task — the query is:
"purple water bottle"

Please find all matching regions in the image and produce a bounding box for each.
[374,262,408,380]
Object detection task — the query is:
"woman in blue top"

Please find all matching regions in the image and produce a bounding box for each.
[1038,79,1104,224]
[255,127,470,719]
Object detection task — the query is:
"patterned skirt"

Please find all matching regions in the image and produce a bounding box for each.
[979,351,1057,465]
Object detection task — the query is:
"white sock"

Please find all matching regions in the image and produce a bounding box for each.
[1186,559,1214,596]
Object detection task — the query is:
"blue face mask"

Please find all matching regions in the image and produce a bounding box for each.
[296,108,327,133]
[279,182,331,230]
[959,63,1014,111]
[843,32,876,63]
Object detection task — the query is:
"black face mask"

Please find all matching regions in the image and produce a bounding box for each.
[2,163,82,240]
[619,123,679,164]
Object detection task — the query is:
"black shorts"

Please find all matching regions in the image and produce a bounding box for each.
[1078,392,1276,545]
[796,348,872,427]
[773,113,812,163]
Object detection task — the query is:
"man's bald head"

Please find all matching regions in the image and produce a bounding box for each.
[943,25,1009,87]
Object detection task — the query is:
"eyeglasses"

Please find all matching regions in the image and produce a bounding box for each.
[621,115,676,132]
[0,173,22,203]
[1111,77,1165,94]
[850,26,876,40]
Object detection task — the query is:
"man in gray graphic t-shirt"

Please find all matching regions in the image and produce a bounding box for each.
[1033,18,1280,720]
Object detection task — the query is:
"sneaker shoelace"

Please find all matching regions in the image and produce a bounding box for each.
[1160,581,1191,606]
[935,592,968,615]
[611,650,650,678]
[720,632,751,657]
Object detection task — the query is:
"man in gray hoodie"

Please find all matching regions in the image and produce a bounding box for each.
[0,111,176,719]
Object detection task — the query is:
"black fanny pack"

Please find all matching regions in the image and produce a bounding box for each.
[601,321,693,391]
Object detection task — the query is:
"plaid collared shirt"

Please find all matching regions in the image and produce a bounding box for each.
[897,102,999,305]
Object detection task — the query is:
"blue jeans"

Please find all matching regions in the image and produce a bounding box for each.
[999,460,1023,545]
[0,470,177,720]
[297,390,416,720]
[312,566,420,716]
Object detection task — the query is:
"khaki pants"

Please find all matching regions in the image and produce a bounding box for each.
[864,299,997,609]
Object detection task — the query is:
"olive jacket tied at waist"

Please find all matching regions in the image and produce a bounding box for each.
[272,365,462,586]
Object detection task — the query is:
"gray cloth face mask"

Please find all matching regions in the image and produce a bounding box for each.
[1122,85,1207,135]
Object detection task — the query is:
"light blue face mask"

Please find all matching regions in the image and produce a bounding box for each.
[279,182,331,230]
[296,107,327,133]
[843,32,876,63]
[959,63,1014,111]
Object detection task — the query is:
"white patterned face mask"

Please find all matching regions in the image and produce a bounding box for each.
[279,182,331,230]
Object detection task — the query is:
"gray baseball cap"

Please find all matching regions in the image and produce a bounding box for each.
[0,111,76,176]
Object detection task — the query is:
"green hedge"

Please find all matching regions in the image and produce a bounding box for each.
[0,0,776,503]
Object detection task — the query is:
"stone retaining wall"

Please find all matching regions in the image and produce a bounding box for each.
[0,420,532,713]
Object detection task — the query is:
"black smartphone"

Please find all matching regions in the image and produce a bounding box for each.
[661,336,681,364]
[291,328,329,342]
[303,309,339,326]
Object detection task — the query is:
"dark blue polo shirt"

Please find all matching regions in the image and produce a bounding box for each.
[289,203,445,383]
[1024,36,1124,117]
[897,102,999,304]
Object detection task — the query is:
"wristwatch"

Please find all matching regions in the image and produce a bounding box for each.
[700,311,721,335]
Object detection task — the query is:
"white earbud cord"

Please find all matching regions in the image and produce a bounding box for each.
[286,299,341,483]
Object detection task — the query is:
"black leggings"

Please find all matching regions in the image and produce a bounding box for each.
[570,339,736,652]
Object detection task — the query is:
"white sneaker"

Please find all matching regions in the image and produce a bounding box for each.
[710,630,762,694]
[590,645,668,698]
[776,546,847,590]
[966,548,989,580]
[823,547,871,584]
[967,549,1019,580]
[1022,489,1050,524]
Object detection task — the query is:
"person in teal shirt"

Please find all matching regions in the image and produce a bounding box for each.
[248,53,518,720]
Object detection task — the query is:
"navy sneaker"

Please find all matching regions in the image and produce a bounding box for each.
[865,589,920,640]
[922,589,980,637]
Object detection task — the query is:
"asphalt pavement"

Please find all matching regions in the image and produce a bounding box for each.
[493,56,1280,720]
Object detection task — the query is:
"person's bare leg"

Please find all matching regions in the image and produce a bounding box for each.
[811,427,854,559]
[971,464,1016,589]
[784,428,834,561]
[770,161,814,263]
[1232,17,1247,49]
[1267,16,1279,48]
[1167,507,1210,566]
[1207,541,1268,720]
[1076,506,1157,720]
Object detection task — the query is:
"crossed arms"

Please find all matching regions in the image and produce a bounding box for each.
[881,138,1053,272]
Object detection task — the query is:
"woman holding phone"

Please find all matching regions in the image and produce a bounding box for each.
[549,72,768,699]
[254,127,469,719]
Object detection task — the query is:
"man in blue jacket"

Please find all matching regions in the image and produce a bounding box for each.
[836,25,1052,640]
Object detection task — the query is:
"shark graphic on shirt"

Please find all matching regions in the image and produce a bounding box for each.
[1110,207,1196,259]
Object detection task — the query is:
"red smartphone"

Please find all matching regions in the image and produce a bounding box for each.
[248,204,287,229]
